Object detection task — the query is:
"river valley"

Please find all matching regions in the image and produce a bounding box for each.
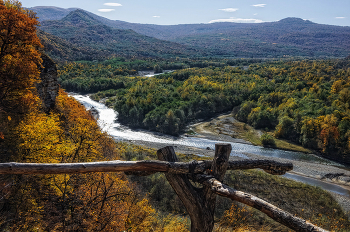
[73,94,350,213]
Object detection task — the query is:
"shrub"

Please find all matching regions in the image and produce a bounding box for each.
[261,133,276,147]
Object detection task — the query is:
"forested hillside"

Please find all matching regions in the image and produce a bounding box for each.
[38,9,203,60]
[37,29,109,62]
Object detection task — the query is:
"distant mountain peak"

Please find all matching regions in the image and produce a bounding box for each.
[62,9,101,25]
[277,17,313,24]
[29,6,79,21]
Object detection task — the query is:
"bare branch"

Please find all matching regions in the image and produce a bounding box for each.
[194,174,328,232]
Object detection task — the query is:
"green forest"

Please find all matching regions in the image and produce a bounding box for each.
[58,58,350,164]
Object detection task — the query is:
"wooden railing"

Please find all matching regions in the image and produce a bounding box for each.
[0,144,328,232]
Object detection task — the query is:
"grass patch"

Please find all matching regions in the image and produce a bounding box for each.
[207,114,313,153]
[230,120,262,146]
[273,136,312,153]
[236,121,312,153]
[195,114,313,154]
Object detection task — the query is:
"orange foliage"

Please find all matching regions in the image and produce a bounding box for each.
[0,0,43,141]
[4,87,157,231]
[0,0,42,110]
[55,90,115,162]
[48,173,134,231]
[319,115,340,152]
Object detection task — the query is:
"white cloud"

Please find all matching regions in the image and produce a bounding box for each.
[219,8,238,12]
[153,16,160,18]
[103,3,122,7]
[98,9,115,12]
[252,4,266,7]
[253,13,258,15]
[209,17,263,23]
[336,17,346,19]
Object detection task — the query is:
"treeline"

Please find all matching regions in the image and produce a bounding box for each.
[58,57,262,93]
[92,59,350,164]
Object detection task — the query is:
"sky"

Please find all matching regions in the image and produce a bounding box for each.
[20,0,350,26]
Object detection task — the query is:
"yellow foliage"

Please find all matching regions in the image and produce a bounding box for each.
[217,203,252,231]
[161,215,189,232]
[16,112,74,163]
[331,80,343,94]
[126,198,157,231]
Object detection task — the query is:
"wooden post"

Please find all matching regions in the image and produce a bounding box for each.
[157,144,231,232]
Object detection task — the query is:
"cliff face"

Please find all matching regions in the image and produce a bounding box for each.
[36,53,59,111]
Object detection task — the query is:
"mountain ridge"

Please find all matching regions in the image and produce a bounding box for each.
[38,9,203,60]
[33,6,350,59]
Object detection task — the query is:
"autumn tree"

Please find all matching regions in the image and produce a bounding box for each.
[0,0,43,149]
[0,2,159,230]
[0,0,42,111]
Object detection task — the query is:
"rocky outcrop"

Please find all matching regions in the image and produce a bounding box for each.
[88,107,99,120]
[36,53,59,112]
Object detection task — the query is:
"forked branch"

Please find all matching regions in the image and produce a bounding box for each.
[193,174,328,232]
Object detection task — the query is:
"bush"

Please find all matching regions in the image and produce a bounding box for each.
[260,133,276,147]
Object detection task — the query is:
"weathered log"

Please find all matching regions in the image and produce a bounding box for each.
[0,161,169,174]
[194,174,328,232]
[0,159,292,175]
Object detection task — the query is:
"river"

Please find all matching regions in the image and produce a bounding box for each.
[73,94,350,197]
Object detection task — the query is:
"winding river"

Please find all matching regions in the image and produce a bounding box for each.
[73,94,350,197]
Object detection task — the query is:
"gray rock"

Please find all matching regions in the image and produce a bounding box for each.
[36,53,59,112]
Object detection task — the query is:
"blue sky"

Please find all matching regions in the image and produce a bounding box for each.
[21,0,350,26]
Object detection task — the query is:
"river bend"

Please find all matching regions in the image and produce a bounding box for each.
[73,94,350,197]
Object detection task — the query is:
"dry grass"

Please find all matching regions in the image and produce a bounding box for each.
[224,169,350,231]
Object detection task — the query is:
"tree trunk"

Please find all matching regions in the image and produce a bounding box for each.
[157,144,231,232]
